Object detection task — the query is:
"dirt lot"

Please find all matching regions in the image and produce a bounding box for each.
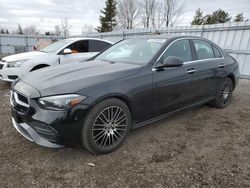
[0,80,250,188]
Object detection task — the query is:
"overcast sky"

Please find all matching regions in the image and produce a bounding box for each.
[0,0,250,35]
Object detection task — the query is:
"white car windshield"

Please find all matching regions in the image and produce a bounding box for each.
[95,38,166,65]
[41,40,71,53]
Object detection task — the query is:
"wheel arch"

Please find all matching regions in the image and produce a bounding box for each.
[226,73,236,89]
[30,64,50,72]
[92,94,134,121]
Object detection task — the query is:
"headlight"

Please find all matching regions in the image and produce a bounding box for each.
[38,94,87,110]
[7,59,28,68]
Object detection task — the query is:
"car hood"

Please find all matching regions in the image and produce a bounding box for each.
[21,60,143,97]
[2,51,47,62]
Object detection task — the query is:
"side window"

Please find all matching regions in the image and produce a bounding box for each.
[159,39,192,63]
[193,40,214,60]
[88,40,111,52]
[213,46,222,58]
[68,40,89,53]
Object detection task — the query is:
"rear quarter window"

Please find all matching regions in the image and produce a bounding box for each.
[213,46,223,58]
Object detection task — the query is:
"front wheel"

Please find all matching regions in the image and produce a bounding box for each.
[82,98,131,154]
[210,77,234,108]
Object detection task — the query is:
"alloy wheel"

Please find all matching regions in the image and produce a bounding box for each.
[92,106,128,149]
[219,80,233,105]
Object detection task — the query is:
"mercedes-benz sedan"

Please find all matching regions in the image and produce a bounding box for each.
[10,36,240,154]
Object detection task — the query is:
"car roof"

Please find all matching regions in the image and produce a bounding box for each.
[129,35,204,40]
[126,35,219,46]
[64,37,113,44]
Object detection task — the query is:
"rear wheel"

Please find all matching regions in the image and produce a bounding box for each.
[210,77,234,108]
[82,98,131,154]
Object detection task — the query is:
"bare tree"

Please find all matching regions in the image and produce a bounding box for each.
[140,0,156,28]
[82,23,95,34]
[54,25,62,36]
[60,18,71,37]
[117,0,140,29]
[151,1,164,29]
[54,18,71,37]
[23,25,38,35]
[162,0,185,27]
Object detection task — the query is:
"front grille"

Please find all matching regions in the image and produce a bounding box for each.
[18,93,29,104]
[0,64,3,69]
[10,90,30,114]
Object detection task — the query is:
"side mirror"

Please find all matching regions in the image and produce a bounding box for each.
[156,56,184,69]
[63,48,72,55]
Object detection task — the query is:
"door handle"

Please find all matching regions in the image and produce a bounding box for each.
[187,69,196,74]
[219,63,224,68]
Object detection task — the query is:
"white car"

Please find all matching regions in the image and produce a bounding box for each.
[0,38,112,82]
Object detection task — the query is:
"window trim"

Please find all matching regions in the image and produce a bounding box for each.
[152,37,224,71]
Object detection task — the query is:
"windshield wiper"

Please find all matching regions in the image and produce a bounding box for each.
[99,59,116,64]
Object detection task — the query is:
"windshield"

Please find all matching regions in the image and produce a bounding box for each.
[41,39,71,53]
[95,38,166,65]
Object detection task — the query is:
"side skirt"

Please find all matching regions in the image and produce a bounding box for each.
[132,97,214,129]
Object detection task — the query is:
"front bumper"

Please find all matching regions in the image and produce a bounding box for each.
[0,62,26,82]
[11,98,90,147]
[10,81,92,147]
[12,117,64,148]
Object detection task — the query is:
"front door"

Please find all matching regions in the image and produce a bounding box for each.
[152,39,197,117]
[60,40,96,64]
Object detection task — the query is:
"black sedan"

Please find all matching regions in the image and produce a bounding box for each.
[10,36,240,154]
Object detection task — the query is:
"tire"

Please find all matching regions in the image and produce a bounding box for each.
[82,98,131,154]
[210,77,234,108]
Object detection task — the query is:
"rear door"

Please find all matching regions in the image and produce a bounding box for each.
[152,39,198,117]
[190,39,224,100]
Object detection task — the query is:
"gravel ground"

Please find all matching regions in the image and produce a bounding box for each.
[0,79,250,188]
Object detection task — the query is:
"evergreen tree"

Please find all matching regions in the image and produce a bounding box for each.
[0,29,5,34]
[204,9,231,24]
[17,24,23,34]
[191,9,205,25]
[234,13,244,22]
[96,0,117,33]
[6,29,9,34]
